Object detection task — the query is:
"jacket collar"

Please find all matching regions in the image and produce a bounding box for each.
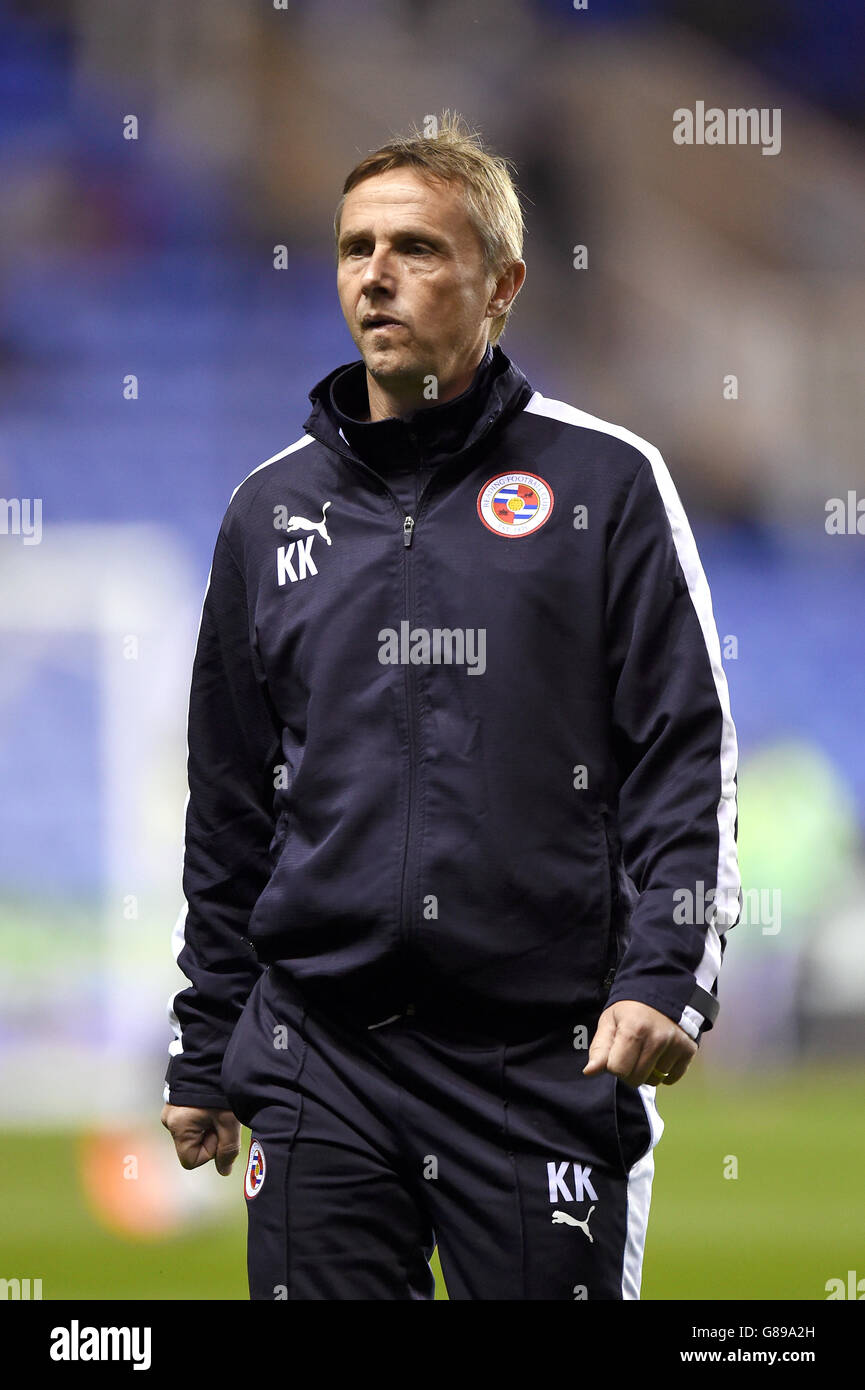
[302,343,533,474]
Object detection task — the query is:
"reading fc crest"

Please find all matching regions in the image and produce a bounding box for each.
[477,472,554,537]
[244,1139,266,1199]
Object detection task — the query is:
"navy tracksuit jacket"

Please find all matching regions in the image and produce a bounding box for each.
[165,343,740,1299]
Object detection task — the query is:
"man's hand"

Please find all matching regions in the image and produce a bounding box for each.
[583,1000,697,1087]
[161,1104,241,1175]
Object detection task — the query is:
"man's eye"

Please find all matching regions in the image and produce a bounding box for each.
[408,244,430,255]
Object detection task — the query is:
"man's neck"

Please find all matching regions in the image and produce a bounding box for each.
[365,345,489,422]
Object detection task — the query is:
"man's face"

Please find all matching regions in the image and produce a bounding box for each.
[336,168,496,402]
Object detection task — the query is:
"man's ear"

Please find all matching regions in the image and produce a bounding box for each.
[487,259,526,319]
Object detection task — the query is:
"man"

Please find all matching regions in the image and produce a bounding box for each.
[162,113,740,1300]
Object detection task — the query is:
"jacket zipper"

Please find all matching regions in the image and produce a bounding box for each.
[397,469,455,941]
[326,445,427,945]
[399,510,418,943]
[397,476,441,941]
[319,442,488,947]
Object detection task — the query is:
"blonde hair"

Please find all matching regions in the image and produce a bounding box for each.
[334,111,525,344]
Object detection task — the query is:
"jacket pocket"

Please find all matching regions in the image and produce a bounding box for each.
[268,807,292,865]
[612,1077,656,1176]
[599,810,622,997]
[220,979,261,1124]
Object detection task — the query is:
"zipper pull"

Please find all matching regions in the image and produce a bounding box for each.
[403,515,415,547]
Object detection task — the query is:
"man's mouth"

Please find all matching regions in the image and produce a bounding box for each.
[362,315,405,332]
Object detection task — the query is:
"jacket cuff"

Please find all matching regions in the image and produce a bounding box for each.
[603,978,720,1040]
[679,983,721,1041]
[163,1083,234,1111]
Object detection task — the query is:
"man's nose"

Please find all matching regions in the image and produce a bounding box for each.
[361,245,395,292]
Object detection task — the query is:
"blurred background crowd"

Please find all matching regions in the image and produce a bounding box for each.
[0,0,863,1298]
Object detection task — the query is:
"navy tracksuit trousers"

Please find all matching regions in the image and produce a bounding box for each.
[220,965,664,1300]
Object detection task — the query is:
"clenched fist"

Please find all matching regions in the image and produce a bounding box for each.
[161,1104,241,1176]
[583,999,698,1087]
